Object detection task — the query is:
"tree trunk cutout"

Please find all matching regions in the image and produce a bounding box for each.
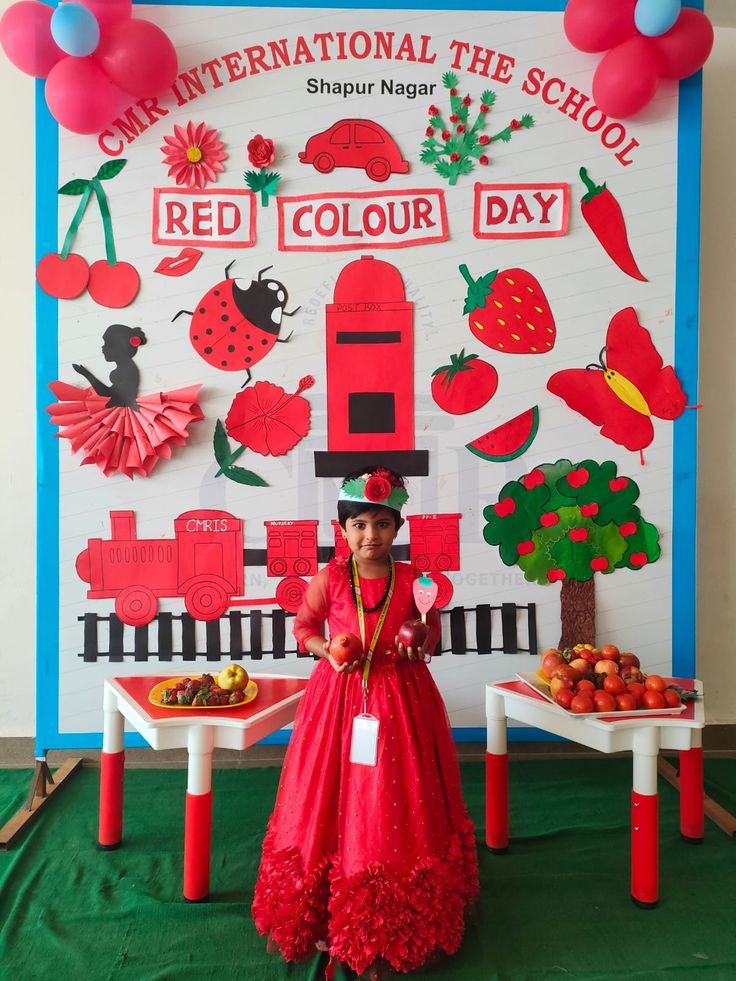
[559,577,596,649]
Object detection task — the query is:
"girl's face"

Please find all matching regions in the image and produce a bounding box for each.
[341,508,400,566]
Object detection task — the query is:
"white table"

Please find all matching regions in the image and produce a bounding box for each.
[99,673,308,901]
[485,677,705,907]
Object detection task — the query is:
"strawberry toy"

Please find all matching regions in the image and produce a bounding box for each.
[459,264,556,354]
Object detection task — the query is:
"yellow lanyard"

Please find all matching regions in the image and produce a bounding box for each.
[350,555,395,713]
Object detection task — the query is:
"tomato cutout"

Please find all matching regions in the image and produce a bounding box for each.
[431,349,498,414]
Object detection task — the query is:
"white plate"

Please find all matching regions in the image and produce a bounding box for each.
[515,672,687,717]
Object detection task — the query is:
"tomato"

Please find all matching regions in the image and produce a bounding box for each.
[603,673,626,695]
[616,693,637,712]
[555,688,575,710]
[663,689,682,708]
[600,644,620,661]
[570,694,595,714]
[592,690,617,713]
[626,681,646,702]
[644,674,666,693]
[431,350,498,414]
[576,679,596,695]
[642,690,666,710]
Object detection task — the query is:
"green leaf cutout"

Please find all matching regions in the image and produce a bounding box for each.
[223,465,269,486]
[96,159,128,181]
[58,179,89,196]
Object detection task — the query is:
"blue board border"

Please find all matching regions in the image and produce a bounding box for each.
[35,0,702,753]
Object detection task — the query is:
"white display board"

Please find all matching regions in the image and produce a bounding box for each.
[36,1,701,749]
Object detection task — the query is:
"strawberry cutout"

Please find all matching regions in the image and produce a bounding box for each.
[459,263,556,354]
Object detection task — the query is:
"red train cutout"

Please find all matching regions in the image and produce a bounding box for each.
[77,509,460,626]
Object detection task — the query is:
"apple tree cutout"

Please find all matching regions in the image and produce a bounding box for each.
[482,459,660,648]
[36,159,140,308]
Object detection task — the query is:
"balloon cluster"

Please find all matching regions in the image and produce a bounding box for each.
[0,0,178,134]
[564,0,714,119]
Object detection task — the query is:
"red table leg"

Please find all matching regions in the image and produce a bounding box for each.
[183,726,215,901]
[485,688,509,853]
[679,736,704,842]
[631,728,659,908]
[99,685,125,849]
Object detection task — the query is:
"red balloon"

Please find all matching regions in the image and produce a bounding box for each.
[94,18,177,98]
[45,56,119,134]
[79,1,132,28]
[0,0,64,78]
[654,8,714,81]
[593,36,661,119]
[564,0,637,54]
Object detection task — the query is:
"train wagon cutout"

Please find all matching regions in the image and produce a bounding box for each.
[77,510,463,626]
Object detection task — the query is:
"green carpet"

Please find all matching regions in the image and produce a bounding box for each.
[1,759,735,981]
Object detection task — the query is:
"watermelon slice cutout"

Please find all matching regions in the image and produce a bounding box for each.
[466,406,539,462]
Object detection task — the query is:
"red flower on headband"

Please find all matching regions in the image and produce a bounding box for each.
[364,474,391,502]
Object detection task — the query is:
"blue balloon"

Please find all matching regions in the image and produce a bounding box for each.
[50,3,100,58]
[634,0,681,37]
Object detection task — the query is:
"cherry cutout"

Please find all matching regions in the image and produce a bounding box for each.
[87,260,140,309]
[36,252,89,299]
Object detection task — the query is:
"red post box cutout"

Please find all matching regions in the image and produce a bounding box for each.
[314,255,428,477]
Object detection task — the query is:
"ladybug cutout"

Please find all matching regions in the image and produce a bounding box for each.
[174,261,300,380]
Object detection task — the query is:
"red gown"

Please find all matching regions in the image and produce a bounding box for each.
[252,559,478,975]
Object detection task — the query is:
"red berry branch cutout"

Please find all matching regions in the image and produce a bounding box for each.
[420,71,534,186]
[36,159,140,308]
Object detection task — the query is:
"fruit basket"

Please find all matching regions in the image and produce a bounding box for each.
[527,643,697,716]
[516,672,686,717]
[149,672,257,710]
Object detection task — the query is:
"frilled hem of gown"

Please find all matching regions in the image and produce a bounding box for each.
[251,817,479,975]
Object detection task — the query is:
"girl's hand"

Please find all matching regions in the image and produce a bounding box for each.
[395,635,429,662]
[72,364,90,378]
[327,652,364,674]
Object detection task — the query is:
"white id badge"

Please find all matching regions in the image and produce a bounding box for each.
[349,713,379,767]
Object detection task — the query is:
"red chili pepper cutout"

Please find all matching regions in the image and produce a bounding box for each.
[579,167,647,282]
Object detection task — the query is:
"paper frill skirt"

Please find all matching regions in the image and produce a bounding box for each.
[46,382,204,478]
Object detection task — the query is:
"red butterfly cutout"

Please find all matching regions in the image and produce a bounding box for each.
[547,307,687,455]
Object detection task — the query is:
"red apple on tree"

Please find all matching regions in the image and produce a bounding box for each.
[328,632,363,665]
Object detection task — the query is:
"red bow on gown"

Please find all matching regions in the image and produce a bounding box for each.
[252,559,479,975]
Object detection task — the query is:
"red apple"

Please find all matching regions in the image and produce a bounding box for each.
[619,653,640,670]
[568,657,592,676]
[541,652,565,677]
[594,659,620,676]
[328,632,363,665]
[397,619,429,650]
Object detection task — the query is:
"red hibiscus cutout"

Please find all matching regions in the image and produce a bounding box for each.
[225,376,313,457]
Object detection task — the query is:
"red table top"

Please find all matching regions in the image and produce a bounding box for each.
[495,678,698,724]
[114,674,309,723]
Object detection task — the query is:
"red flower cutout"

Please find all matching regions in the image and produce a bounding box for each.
[225,376,313,457]
[364,475,391,503]
[247,134,275,168]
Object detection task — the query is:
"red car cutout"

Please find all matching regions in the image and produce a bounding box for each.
[298,119,409,182]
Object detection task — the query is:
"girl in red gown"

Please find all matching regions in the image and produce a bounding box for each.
[252,468,478,977]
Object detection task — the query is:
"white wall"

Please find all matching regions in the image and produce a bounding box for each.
[0,4,734,739]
